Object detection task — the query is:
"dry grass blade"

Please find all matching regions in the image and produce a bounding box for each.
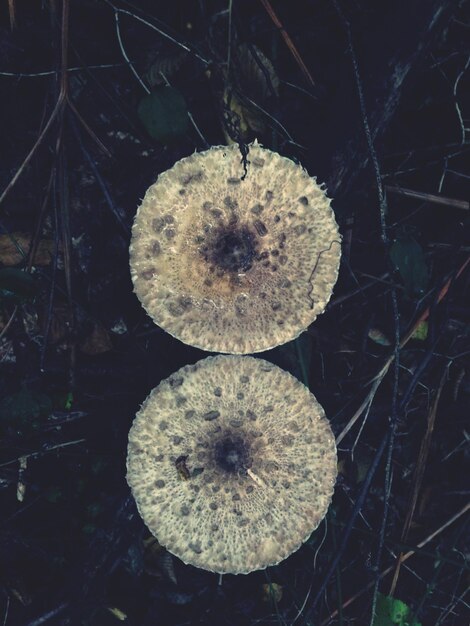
[258,0,316,90]
[8,0,16,29]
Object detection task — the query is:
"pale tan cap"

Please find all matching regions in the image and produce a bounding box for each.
[130,142,341,354]
[127,355,337,574]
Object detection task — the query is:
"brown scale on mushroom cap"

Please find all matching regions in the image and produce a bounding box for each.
[130,142,341,354]
[127,355,337,575]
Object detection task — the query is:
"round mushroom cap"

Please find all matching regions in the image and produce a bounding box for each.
[127,355,337,574]
[130,142,341,354]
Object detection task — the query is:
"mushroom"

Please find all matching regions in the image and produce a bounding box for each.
[130,142,341,354]
[127,355,337,574]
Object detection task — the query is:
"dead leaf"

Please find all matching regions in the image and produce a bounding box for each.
[0,337,15,363]
[262,582,283,605]
[337,458,347,476]
[157,550,178,585]
[222,89,251,144]
[368,328,392,346]
[40,303,73,346]
[236,43,279,101]
[22,303,41,343]
[146,51,188,87]
[0,233,55,266]
[107,607,127,621]
[410,320,428,341]
[143,535,177,584]
[222,43,280,142]
[79,322,112,355]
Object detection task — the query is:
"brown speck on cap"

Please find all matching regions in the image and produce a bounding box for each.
[130,142,341,354]
[127,355,337,575]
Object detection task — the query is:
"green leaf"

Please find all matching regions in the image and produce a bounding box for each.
[0,268,37,301]
[64,391,74,410]
[390,234,429,297]
[372,593,422,626]
[410,320,428,341]
[138,86,190,142]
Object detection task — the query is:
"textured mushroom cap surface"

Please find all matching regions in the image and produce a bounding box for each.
[127,355,337,574]
[130,143,341,354]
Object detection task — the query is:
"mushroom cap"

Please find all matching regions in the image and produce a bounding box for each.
[127,355,337,574]
[130,142,341,354]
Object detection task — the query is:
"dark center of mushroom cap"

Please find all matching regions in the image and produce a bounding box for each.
[214,435,251,474]
[210,226,257,273]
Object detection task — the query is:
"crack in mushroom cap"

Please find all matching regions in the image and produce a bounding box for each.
[127,355,337,574]
[130,142,341,354]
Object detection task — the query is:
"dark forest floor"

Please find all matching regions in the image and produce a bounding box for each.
[0,1,469,625]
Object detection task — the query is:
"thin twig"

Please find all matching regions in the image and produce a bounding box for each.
[159,72,209,147]
[103,1,209,65]
[2,593,9,626]
[453,54,470,145]
[25,603,68,626]
[227,0,233,75]
[115,9,150,93]
[0,438,86,469]
[385,184,469,210]
[243,95,302,147]
[0,62,130,78]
